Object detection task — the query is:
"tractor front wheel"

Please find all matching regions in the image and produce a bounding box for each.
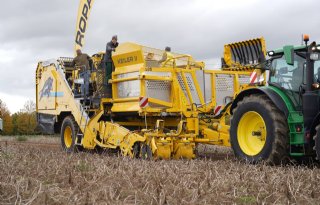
[230,95,288,165]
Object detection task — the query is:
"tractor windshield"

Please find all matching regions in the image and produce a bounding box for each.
[270,54,306,92]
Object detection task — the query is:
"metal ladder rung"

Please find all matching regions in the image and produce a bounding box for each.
[77,99,92,137]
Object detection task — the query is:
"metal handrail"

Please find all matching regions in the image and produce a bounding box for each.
[162,54,193,69]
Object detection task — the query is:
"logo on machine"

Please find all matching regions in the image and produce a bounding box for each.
[117,56,138,65]
[75,0,93,47]
[39,77,53,101]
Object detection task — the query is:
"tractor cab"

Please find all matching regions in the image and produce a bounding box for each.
[265,36,320,158]
[265,37,320,112]
[269,52,306,92]
[267,46,309,110]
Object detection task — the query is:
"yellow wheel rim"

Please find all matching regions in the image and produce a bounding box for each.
[64,126,73,148]
[237,111,267,156]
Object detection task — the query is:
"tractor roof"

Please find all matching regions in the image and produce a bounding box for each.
[272,45,306,55]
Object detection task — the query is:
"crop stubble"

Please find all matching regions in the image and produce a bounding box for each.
[0,137,319,205]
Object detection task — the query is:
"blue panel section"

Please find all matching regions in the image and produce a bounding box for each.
[49,92,64,97]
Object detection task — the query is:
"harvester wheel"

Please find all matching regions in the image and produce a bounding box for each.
[132,142,141,158]
[141,144,152,160]
[230,94,288,165]
[61,116,81,153]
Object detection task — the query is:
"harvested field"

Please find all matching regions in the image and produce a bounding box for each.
[0,136,320,204]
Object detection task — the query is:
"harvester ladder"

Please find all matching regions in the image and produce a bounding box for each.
[76,99,92,145]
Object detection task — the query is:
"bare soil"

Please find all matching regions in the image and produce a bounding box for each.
[0,136,319,204]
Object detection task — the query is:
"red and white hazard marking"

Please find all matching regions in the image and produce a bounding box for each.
[139,97,149,108]
[250,71,258,84]
[214,105,222,115]
[250,71,264,84]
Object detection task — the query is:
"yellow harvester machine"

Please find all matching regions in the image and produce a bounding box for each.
[36,38,268,160]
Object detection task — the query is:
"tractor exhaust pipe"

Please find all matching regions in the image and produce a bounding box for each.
[305,36,314,92]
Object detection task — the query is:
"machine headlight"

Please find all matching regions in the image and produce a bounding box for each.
[310,53,320,61]
[267,51,274,57]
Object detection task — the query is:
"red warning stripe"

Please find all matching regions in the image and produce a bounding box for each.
[250,72,257,84]
[139,97,149,108]
[214,105,222,115]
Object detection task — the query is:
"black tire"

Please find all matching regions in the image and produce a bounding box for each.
[132,142,141,158]
[60,116,81,153]
[141,144,152,160]
[313,125,320,161]
[230,94,289,165]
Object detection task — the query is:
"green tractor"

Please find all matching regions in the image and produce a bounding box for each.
[230,35,320,164]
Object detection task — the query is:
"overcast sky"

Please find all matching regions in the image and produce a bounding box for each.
[1,0,320,113]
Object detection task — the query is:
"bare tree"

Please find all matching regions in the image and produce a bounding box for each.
[0,99,10,116]
[22,100,36,113]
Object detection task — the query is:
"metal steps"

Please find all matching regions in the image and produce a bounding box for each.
[75,98,92,144]
[287,111,305,155]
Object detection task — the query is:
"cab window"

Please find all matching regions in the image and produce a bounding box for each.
[270,54,306,92]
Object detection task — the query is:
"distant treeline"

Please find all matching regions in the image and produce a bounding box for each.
[0,99,37,135]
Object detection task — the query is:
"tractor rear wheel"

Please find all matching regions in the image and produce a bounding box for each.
[61,116,81,153]
[313,125,320,160]
[230,94,288,165]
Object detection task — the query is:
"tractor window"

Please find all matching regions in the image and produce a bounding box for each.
[314,61,320,83]
[270,54,306,92]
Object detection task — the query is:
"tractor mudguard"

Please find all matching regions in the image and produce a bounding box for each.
[231,87,289,117]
